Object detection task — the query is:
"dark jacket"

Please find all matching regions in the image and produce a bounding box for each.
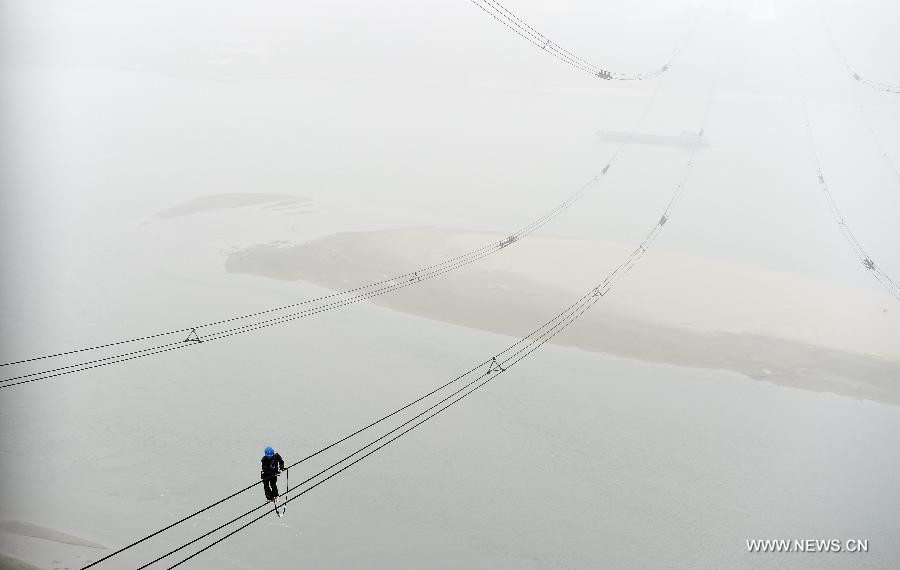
[261,453,285,479]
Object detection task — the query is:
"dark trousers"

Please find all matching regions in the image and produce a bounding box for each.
[263,473,279,500]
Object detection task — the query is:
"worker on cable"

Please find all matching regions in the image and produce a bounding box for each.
[261,446,285,502]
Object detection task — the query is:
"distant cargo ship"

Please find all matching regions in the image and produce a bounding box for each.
[596,129,709,147]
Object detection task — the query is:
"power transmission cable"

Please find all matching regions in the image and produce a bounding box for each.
[855,102,900,187]
[162,101,711,569]
[817,13,900,188]
[799,103,900,301]
[834,64,900,192]
[820,17,900,94]
[468,0,700,81]
[1,72,670,389]
[834,58,900,189]
[91,264,607,570]
[79,277,592,569]
[0,176,587,389]
[80,74,673,569]
[111,70,718,570]
[791,38,900,301]
[158,304,587,568]
[3,0,698,376]
[92,6,727,566]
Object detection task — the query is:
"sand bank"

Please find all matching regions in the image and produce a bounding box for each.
[226,227,900,405]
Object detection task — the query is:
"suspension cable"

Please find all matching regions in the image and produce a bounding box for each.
[791,40,900,301]
[162,113,712,569]
[820,16,900,94]
[1,64,671,389]
[467,0,701,81]
[79,50,685,570]
[115,69,718,569]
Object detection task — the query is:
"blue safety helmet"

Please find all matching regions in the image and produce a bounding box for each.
[264,446,275,457]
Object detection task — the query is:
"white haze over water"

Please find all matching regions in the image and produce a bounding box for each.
[1,0,899,568]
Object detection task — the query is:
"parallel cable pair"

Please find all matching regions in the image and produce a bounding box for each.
[468,0,700,81]
[1,70,669,390]
[0,169,595,390]
[2,0,702,388]
[855,102,900,188]
[822,23,900,94]
[790,35,900,301]
[85,71,718,570]
[814,15,900,188]
[799,103,900,301]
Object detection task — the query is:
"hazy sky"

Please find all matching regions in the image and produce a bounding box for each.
[2,0,899,342]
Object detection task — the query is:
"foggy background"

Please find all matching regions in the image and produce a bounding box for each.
[1,0,899,568]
